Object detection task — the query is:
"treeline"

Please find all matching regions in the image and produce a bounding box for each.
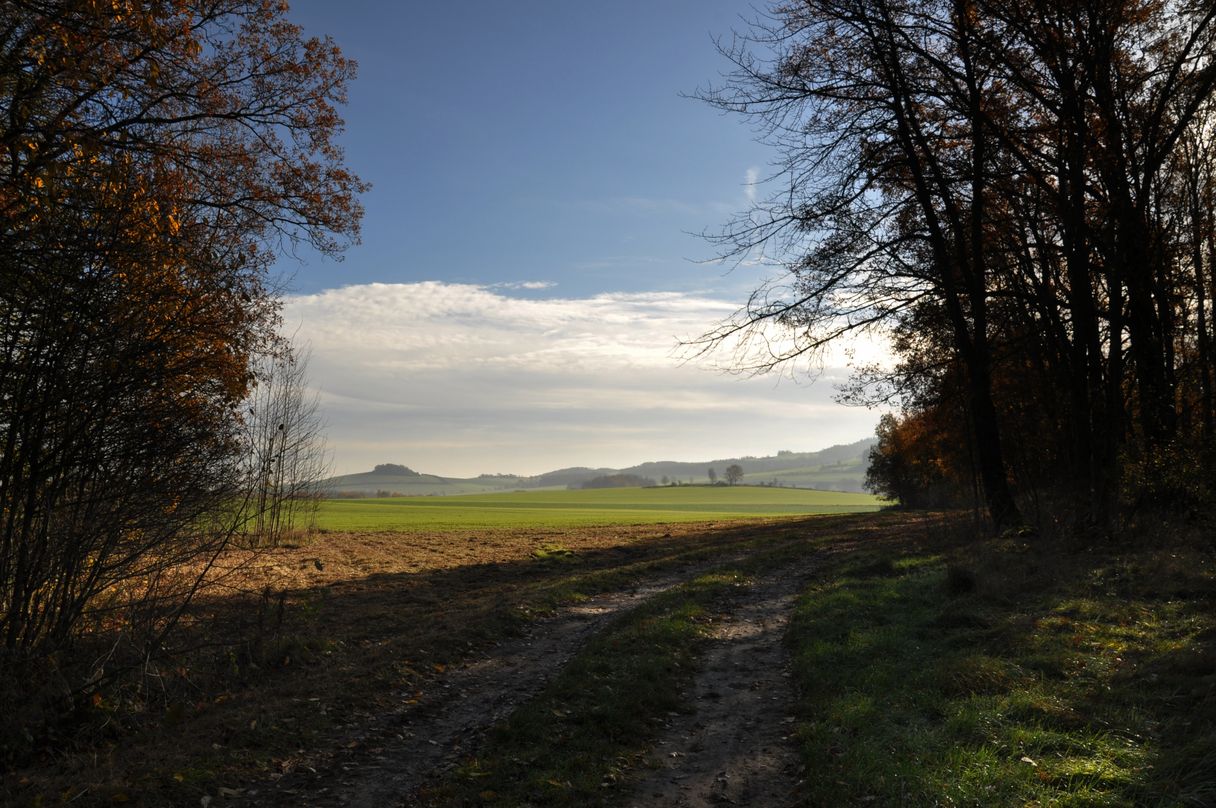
[702,0,1216,531]
[578,474,658,489]
[375,464,421,476]
[622,439,873,480]
[0,0,360,752]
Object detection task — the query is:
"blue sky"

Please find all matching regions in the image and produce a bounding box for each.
[277,1,887,476]
[283,0,767,296]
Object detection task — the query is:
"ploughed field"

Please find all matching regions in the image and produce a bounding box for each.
[315,484,884,531]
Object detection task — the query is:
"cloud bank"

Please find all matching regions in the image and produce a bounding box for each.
[283,282,886,477]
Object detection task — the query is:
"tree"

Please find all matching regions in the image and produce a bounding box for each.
[0,0,362,676]
[580,474,657,489]
[724,464,744,486]
[699,0,1216,530]
[696,0,1021,527]
[244,343,332,547]
[866,412,972,508]
[707,467,718,484]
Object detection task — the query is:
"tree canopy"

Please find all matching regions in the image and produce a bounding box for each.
[0,0,363,661]
[702,0,1216,530]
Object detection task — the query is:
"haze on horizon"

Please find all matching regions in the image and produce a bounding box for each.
[277,1,894,477]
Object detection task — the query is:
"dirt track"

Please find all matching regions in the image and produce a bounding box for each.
[252,552,815,807]
[625,558,815,808]
[253,562,726,806]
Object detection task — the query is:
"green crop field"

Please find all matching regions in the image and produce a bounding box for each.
[761,461,867,489]
[314,485,886,531]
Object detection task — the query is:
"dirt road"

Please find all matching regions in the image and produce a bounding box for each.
[254,553,815,807]
[625,559,815,807]
[254,563,729,806]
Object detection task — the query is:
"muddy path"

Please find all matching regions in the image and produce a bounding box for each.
[251,560,731,807]
[624,557,816,808]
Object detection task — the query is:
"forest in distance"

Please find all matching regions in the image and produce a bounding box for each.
[2,0,1216,806]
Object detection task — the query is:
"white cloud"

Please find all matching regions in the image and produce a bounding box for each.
[744,166,760,203]
[283,282,890,476]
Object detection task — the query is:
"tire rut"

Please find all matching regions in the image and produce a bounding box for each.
[625,556,817,808]
[251,560,727,807]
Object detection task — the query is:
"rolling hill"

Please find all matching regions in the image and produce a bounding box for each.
[323,439,877,497]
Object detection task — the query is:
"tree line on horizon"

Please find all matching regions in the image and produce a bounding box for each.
[698,0,1216,532]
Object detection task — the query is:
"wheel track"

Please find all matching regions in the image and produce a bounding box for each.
[624,555,818,808]
[249,559,732,807]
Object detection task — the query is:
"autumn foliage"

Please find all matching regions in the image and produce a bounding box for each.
[0,0,363,748]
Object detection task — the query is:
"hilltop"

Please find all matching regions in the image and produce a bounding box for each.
[323,438,876,497]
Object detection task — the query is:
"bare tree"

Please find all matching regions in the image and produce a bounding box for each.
[707,467,719,484]
[696,0,1216,528]
[725,464,744,486]
[244,344,332,546]
[693,0,1022,527]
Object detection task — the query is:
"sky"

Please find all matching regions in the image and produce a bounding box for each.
[277,1,889,477]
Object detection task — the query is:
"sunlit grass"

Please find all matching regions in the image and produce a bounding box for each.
[786,538,1216,805]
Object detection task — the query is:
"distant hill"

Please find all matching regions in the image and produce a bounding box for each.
[617,438,876,491]
[525,466,615,489]
[324,468,532,497]
[322,438,876,497]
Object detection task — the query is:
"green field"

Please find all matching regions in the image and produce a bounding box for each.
[761,460,867,489]
[315,485,885,531]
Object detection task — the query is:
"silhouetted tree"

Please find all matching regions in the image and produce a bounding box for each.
[244,344,332,547]
[700,0,1216,529]
[0,0,362,678]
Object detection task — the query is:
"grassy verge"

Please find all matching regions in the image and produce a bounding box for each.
[787,530,1216,806]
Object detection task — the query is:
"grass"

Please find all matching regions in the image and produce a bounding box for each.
[786,530,1216,806]
[315,485,885,531]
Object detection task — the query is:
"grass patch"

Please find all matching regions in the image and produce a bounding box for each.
[530,543,578,563]
[787,533,1216,806]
